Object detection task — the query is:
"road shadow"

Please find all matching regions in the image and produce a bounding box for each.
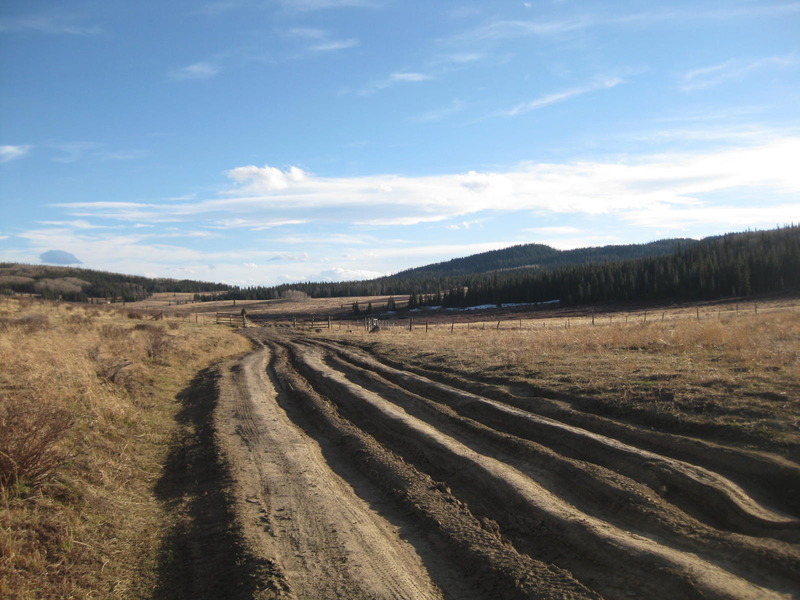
[152,366,275,600]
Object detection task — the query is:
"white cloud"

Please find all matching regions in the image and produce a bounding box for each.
[54,138,800,236]
[318,267,385,281]
[225,165,308,192]
[525,226,583,235]
[623,203,800,229]
[447,219,484,230]
[0,145,32,162]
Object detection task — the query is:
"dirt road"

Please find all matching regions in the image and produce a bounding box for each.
[210,330,800,599]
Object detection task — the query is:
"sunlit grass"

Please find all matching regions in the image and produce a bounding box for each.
[0,298,251,600]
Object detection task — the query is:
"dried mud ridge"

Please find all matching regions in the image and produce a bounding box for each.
[208,330,800,600]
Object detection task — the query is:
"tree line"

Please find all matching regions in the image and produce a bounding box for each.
[410,226,799,308]
[3,227,797,308]
[0,264,230,302]
[209,227,799,309]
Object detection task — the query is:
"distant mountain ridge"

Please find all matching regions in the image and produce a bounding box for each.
[0,263,229,302]
[392,238,698,280]
[3,228,797,308]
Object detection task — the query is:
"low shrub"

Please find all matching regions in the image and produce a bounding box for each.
[0,395,74,491]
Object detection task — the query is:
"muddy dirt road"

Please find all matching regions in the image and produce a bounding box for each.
[210,330,800,599]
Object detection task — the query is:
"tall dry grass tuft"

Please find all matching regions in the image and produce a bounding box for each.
[0,395,74,491]
[0,297,252,599]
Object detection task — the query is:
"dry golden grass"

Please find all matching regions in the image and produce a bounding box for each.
[0,298,251,600]
[320,301,800,456]
[126,293,407,318]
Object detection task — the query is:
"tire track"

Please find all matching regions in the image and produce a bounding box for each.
[274,334,798,599]
[265,340,600,600]
[222,330,800,599]
[362,345,800,517]
[310,339,800,537]
[215,345,454,600]
[304,342,800,592]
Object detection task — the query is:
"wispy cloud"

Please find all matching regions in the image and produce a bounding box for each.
[410,99,466,123]
[170,61,221,80]
[199,0,378,15]
[286,27,360,53]
[498,77,624,117]
[309,38,359,52]
[0,145,32,163]
[47,142,142,163]
[351,70,435,95]
[457,17,589,41]
[278,0,378,10]
[0,13,102,35]
[449,4,800,45]
[681,55,799,92]
[38,220,107,229]
[210,218,308,230]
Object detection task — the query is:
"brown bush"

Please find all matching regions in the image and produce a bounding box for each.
[135,324,172,363]
[0,314,50,333]
[0,396,74,491]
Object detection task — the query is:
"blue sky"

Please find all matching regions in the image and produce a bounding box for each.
[1,0,799,285]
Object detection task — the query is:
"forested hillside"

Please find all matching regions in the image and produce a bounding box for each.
[396,238,696,279]
[217,227,798,307]
[414,226,800,308]
[3,227,797,308]
[0,264,230,302]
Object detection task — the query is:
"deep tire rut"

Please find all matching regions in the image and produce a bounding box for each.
[215,331,800,600]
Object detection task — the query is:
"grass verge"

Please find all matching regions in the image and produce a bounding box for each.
[0,297,251,600]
